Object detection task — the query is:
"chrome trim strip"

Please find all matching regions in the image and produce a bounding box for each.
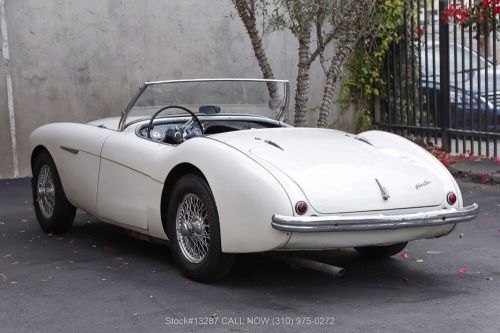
[264,139,284,151]
[145,78,290,85]
[271,203,479,232]
[100,156,151,178]
[354,136,374,146]
[60,146,79,155]
[375,178,390,200]
[118,84,148,132]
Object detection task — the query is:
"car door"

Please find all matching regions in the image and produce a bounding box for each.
[97,127,166,230]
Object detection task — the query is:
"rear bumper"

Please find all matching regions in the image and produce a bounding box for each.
[271,204,479,233]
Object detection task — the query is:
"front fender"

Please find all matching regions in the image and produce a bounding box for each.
[29,123,113,215]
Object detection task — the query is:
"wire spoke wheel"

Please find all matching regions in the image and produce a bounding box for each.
[37,165,56,219]
[175,193,211,263]
[32,151,76,234]
[167,174,234,281]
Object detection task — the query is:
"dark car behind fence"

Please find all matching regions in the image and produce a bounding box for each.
[380,0,500,157]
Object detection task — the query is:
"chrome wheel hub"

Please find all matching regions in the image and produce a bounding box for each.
[37,165,56,219]
[175,194,210,263]
[180,221,192,236]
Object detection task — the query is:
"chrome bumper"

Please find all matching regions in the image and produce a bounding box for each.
[271,204,479,232]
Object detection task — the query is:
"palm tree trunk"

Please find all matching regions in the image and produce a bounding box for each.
[294,31,312,127]
[233,0,277,97]
[316,46,351,128]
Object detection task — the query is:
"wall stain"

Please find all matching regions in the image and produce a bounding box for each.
[75,62,91,85]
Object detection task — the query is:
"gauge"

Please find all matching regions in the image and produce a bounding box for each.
[184,126,203,140]
[150,127,166,142]
[192,127,202,136]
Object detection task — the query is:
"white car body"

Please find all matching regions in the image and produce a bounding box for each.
[29,79,479,254]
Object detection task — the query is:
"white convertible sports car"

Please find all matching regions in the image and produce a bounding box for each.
[30,79,479,281]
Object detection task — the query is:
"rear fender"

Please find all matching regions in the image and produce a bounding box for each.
[359,130,463,206]
[148,137,294,253]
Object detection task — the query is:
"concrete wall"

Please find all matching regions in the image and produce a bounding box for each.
[0,0,334,179]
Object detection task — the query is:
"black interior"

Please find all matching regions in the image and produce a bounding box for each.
[138,118,283,141]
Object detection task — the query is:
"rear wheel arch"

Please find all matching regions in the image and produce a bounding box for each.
[160,163,211,239]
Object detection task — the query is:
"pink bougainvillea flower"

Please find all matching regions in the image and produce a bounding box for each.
[458,267,466,274]
[397,252,409,259]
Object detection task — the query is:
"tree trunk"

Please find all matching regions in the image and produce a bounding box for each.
[294,31,312,127]
[316,46,351,128]
[233,0,278,97]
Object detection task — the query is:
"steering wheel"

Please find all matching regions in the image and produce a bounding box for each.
[147,105,204,141]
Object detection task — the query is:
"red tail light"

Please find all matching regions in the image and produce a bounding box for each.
[295,201,308,215]
[447,192,457,205]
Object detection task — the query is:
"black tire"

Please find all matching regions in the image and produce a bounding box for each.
[32,150,76,234]
[167,174,235,282]
[355,242,408,259]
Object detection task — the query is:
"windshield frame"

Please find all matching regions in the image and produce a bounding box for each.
[118,78,290,131]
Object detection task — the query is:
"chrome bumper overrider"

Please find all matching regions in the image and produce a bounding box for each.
[271,204,479,232]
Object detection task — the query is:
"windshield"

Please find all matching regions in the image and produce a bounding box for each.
[120,79,289,130]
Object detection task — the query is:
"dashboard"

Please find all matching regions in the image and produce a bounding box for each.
[137,118,283,145]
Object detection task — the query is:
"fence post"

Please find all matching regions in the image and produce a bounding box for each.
[439,0,451,151]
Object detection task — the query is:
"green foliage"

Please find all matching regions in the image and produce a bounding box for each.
[339,0,407,131]
[266,0,334,38]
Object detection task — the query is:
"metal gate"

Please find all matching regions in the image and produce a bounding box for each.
[380,0,500,157]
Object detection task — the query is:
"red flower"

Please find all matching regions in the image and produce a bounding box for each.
[415,26,425,34]
[442,2,469,24]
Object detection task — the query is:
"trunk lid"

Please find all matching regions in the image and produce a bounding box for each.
[211,128,446,214]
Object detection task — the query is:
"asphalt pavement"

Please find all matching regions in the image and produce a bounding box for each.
[0,178,499,333]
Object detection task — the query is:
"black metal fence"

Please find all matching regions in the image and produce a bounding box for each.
[380,0,500,157]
